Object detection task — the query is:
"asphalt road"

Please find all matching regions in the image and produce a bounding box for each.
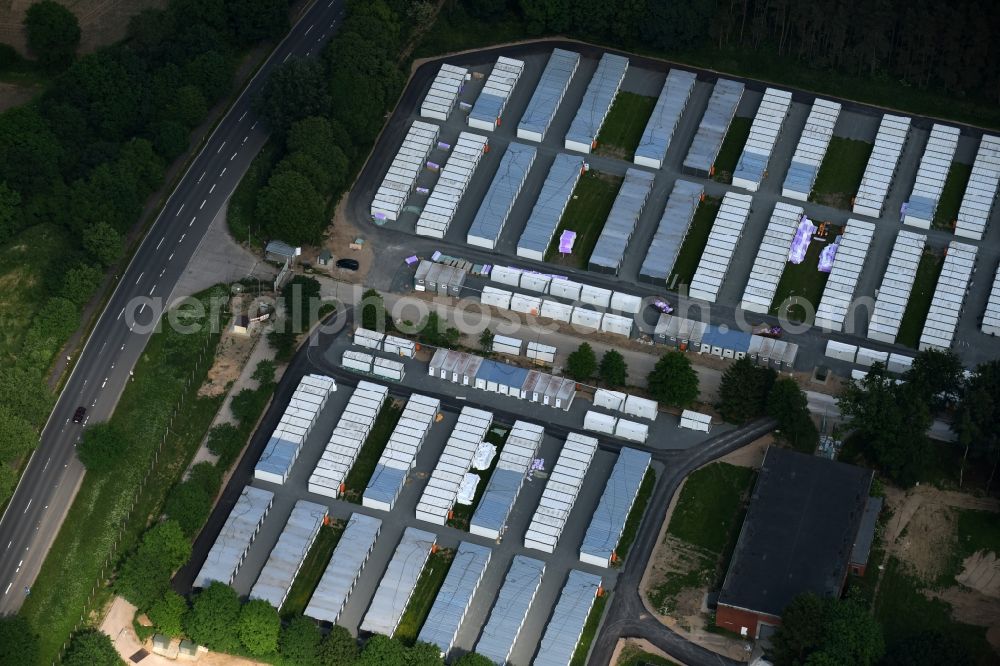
[0,0,346,614]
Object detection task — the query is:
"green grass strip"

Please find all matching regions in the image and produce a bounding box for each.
[712,117,752,182]
[613,469,656,566]
[595,92,657,160]
[545,171,623,268]
[896,251,943,349]
[670,196,722,287]
[280,521,346,618]
[570,591,608,666]
[21,285,227,665]
[811,137,873,209]
[934,162,972,230]
[770,235,833,321]
[393,549,453,645]
[343,400,404,502]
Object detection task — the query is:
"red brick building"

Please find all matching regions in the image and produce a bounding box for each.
[715,447,880,639]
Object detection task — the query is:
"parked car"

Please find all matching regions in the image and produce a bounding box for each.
[72,406,86,423]
[336,258,359,271]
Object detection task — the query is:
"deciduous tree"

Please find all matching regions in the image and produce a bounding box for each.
[718,357,775,423]
[237,598,280,656]
[0,615,38,665]
[184,581,241,652]
[24,0,80,69]
[147,590,188,637]
[566,342,597,381]
[256,170,326,245]
[62,629,119,666]
[599,349,628,387]
[647,351,699,407]
[77,422,129,472]
[278,615,321,666]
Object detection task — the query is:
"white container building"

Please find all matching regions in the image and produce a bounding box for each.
[524,433,599,553]
[363,394,439,512]
[371,121,439,221]
[782,98,842,200]
[517,154,585,261]
[254,374,336,485]
[732,88,793,192]
[518,49,580,142]
[195,485,273,589]
[416,541,492,656]
[470,421,544,540]
[564,53,629,154]
[688,191,753,302]
[739,202,803,314]
[359,528,437,636]
[249,500,327,611]
[814,219,876,331]
[420,63,467,121]
[304,513,381,624]
[475,556,546,665]
[919,241,977,351]
[903,123,961,229]
[679,409,712,432]
[868,231,926,344]
[416,132,488,238]
[955,134,1000,240]
[467,143,537,249]
[415,407,493,525]
[634,69,697,169]
[468,56,525,131]
[853,114,911,218]
[579,447,651,567]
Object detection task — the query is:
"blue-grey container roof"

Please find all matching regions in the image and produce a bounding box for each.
[565,53,629,148]
[634,69,698,165]
[589,168,655,272]
[518,49,580,140]
[639,179,704,281]
[467,143,537,245]
[683,78,745,174]
[475,555,546,664]
[579,448,651,563]
[517,154,585,256]
[416,541,492,654]
[533,569,603,666]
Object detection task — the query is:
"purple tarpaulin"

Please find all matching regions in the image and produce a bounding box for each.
[559,230,577,254]
[437,141,451,150]
[405,255,419,265]
[416,186,430,195]
[818,242,838,273]
[788,215,818,264]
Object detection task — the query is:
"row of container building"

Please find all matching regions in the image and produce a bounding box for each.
[579,447,651,567]
[466,142,537,250]
[589,168,655,275]
[688,191,753,303]
[417,541,492,656]
[565,53,629,154]
[782,98,842,201]
[489,264,645,313]
[814,219,876,331]
[469,56,525,131]
[982,263,1000,337]
[341,350,406,382]
[415,406,494,525]
[679,409,713,432]
[824,339,914,374]
[481,286,637,338]
[903,123,961,229]
[633,69,697,169]
[371,120,439,222]
[592,389,658,420]
[413,259,468,296]
[195,485,274,589]
[255,374,336,485]
[582,410,649,443]
[304,512,381,625]
[955,134,1000,240]
[516,153,586,260]
[868,230,926,344]
[654,313,799,368]
[428,348,577,409]
[420,63,467,121]
[360,527,437,637]
[524,432,599,554]
[683,78,744,178]
[518,48,581,143]
[639,179,704,284]
[307,381,390,499]
[362,393,441,512]
[853,114,911,218]
[534,570,604,665]
[469,421,544,540]
[249,500,327,611]
[732,88,793,192]
[489,334,557,365]
[738,202,804,314]
[918,241,977,351]
[415,131,489,239]
[351,327,417,358]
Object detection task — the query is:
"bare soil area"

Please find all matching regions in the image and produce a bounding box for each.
[0,0,167,54]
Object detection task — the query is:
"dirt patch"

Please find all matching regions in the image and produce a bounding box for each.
[613,638,683,665]
[0,0,167,55]
[323,197,375,285]
[957,551,1000,598]
[930,586,1000,631]
[198,311,258,398]
[811,191,851,210]
[719,434,772,468]
[0,81,41,111]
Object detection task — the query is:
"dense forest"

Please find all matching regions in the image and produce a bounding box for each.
[465,0,1000,108]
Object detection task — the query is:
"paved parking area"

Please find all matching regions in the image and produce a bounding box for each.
[206,328,717,663]
[350,41,1000,370]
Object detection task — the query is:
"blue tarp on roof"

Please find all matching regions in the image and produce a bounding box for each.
[700,325,753,351]
[475,359,530,388]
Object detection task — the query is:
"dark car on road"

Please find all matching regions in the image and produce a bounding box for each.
[72,407,86,423]
[336,258,359,271]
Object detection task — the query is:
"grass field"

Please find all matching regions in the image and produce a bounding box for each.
[570,592,608,666]
[712,117,752,183]
[943,509,1000,583]
[648,463,755,613]
[279,521,345,618]
[343,400,404,502]
[875,556,994,664]
[21,286,227,665]
[545,171,622,268]
[896,250,943,349]
[595,92,657,160]
[613,469,655,566]
[448,425,509,530]
[670,196,722,288]
[616,644,677,666]
[811,138,873,209]
[934,162,972,230]
[769,235,834,322]
[394,549,453,645]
